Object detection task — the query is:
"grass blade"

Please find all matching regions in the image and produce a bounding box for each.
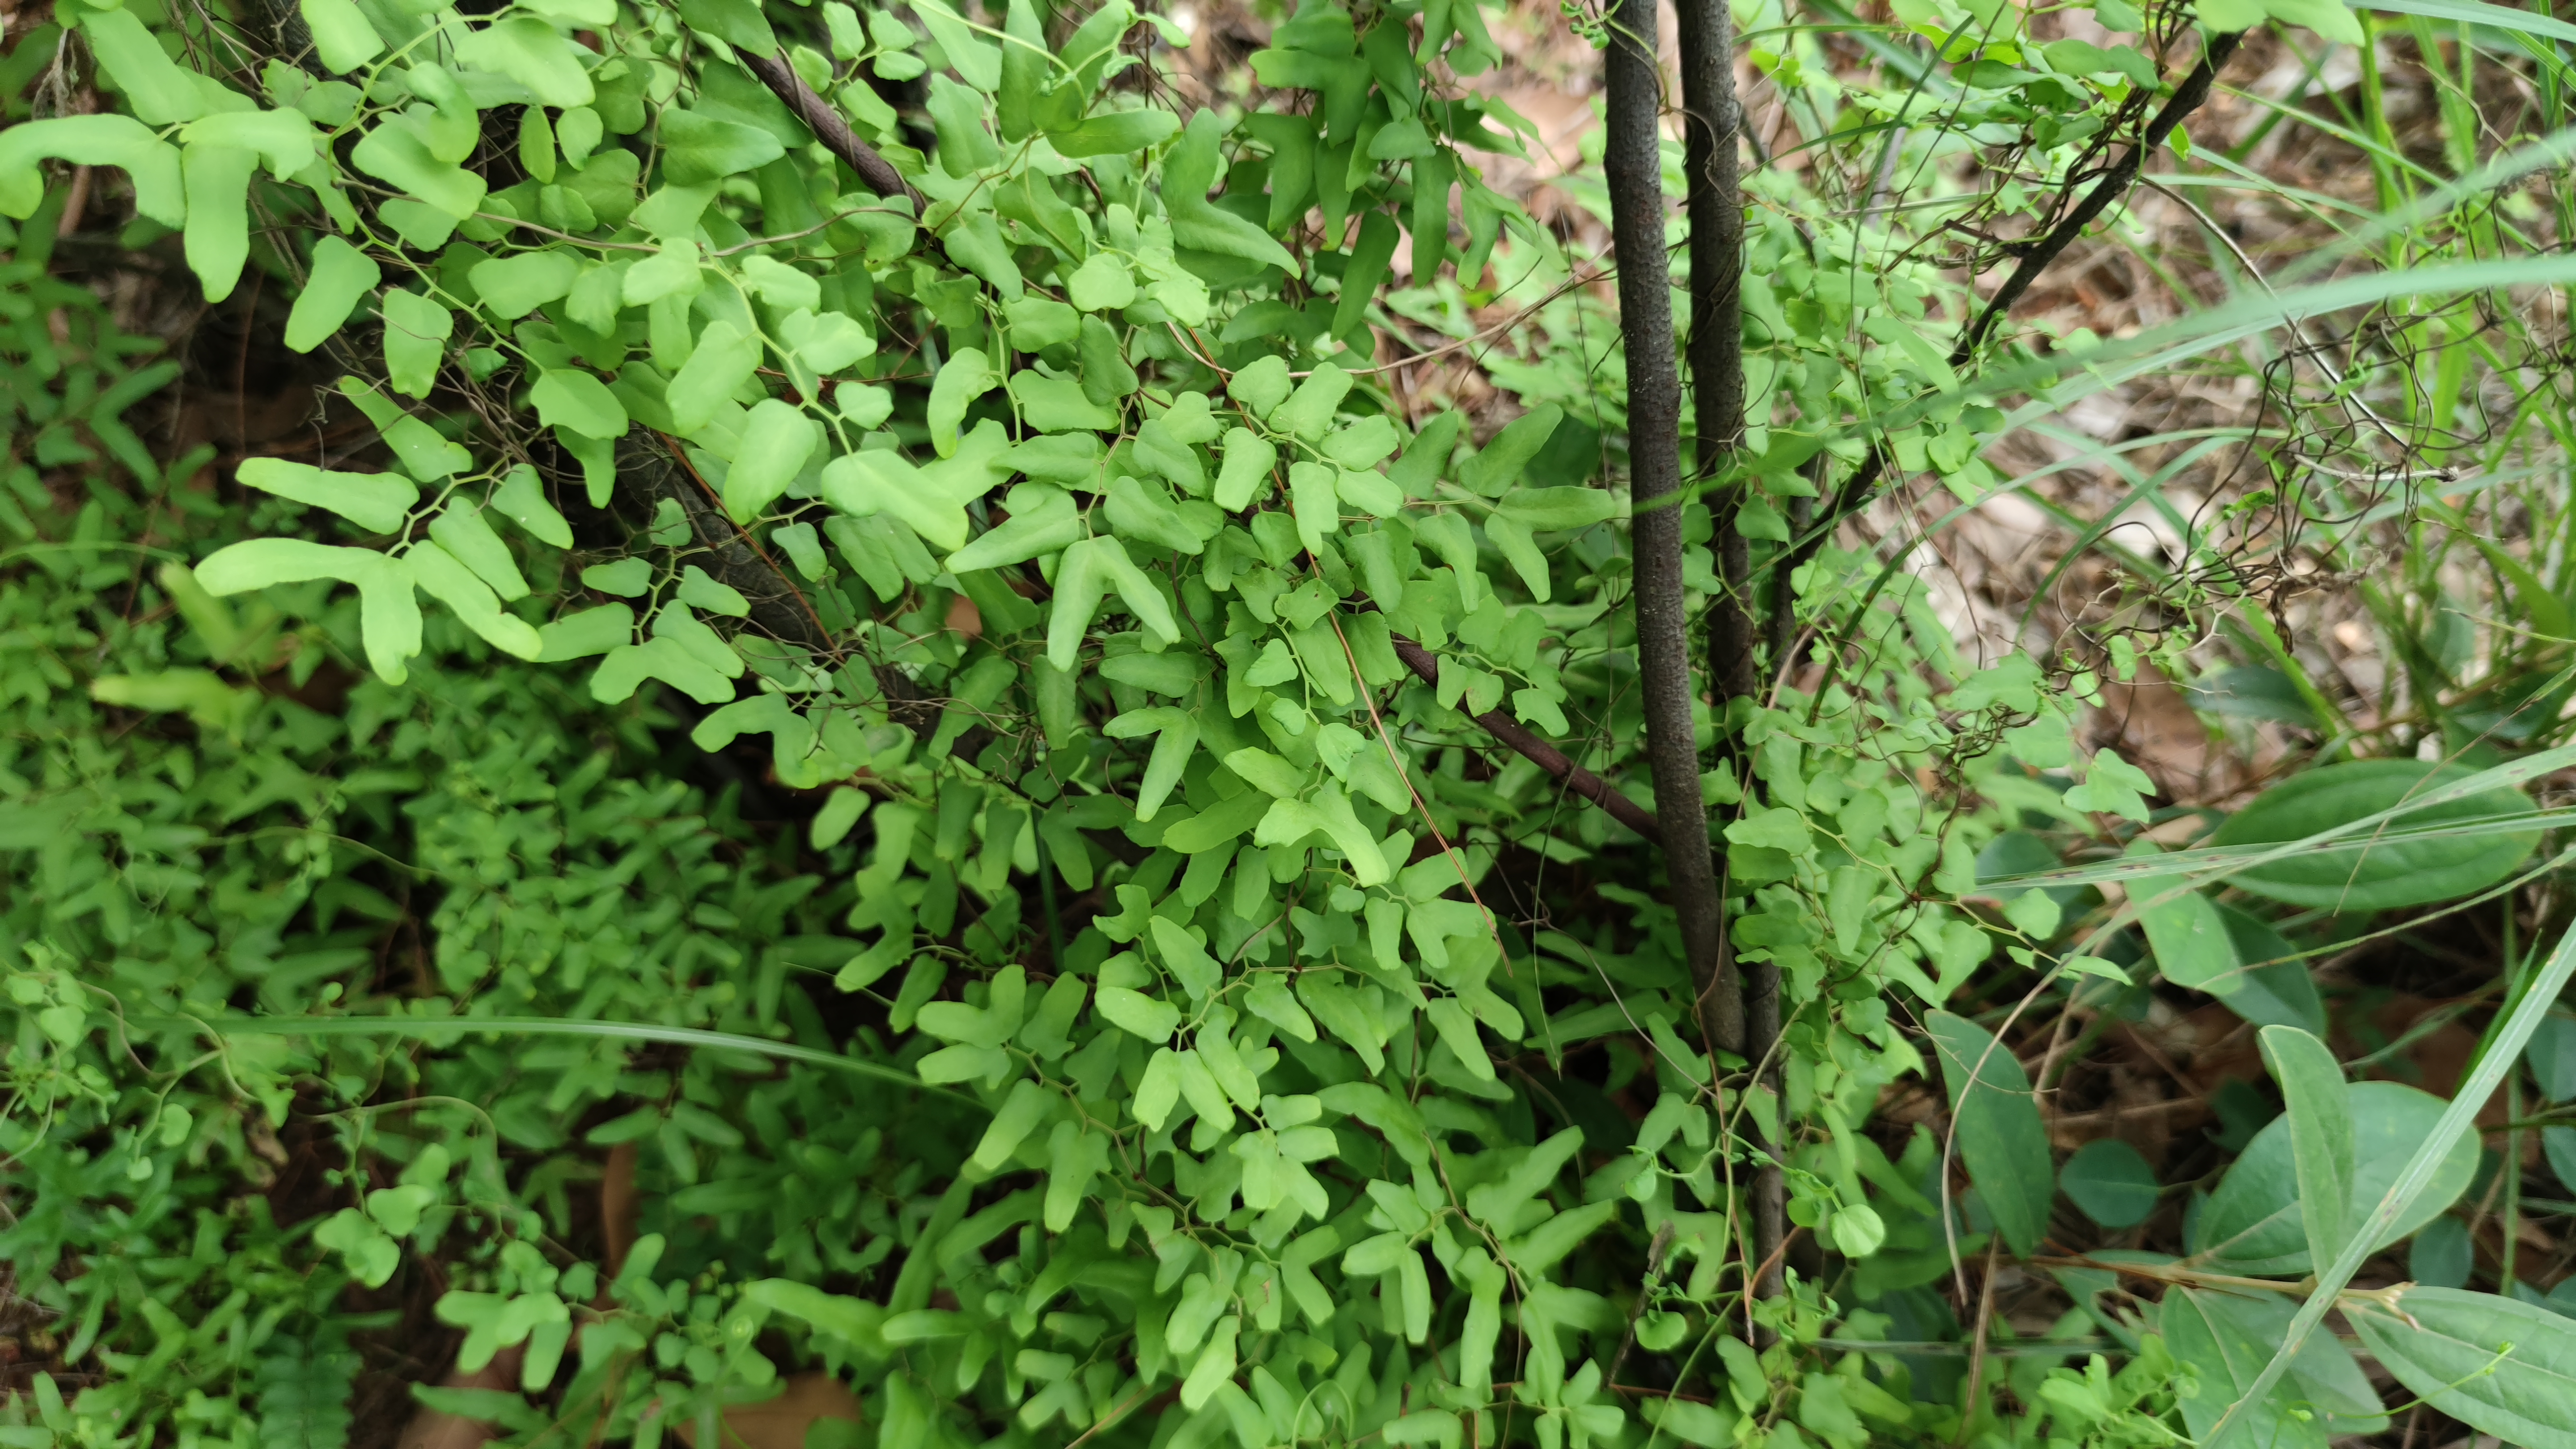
[150,1013,988,1109]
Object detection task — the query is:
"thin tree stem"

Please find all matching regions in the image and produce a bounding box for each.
[1604,0,1737,1056]
[1675,0,1781,1311]
[1680,0,1756,708]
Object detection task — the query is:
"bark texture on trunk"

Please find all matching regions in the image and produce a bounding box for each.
[1602,0,1738,1057]
[1675,0,1783,1311]
[1678,0,1757,708]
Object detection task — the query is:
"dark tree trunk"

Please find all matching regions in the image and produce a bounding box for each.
[1679,0,1756,710]
[1602,0,1737,1057]
[1675,0,1783,1311]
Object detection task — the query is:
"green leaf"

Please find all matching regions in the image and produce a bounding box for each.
[1213,429,1277,510]
[1424,998,1492,1080]
[669,321,763,435]
[182,110,318,180]
[1009,369,1123,430]
[406,540,542,660]
[256,1338,358,1449]
[1106,708,1199,820]
[1096,986,1180,1043]
[948,483,1079,572]
[2529,1013,2576,1103]
[1148,916,1221,1000]
[724,400,821,521]
[536,603,632,661]
[1066,252,1138,311]
[589,636,734,705]
[471,251,581,319]
[2195,1080,2477,1275]
[381,290,454,398]
[1160,791,1272,854]
[2131,875,2235,989]
[1050,109,1181,157]
[779,307,875,375]
[2207,759,2539,909]
[929,349,1000,457]
[284,237,380,352]
[453,16,596,108]
[301,0,385,72]
[2161,1287,2386,1449]
[529,369,628,441]
[2210,905,2326,1034]
[913,0,1002,89]
[350,119,488,219]
[675,566,749,618]
[679,0,777,50]
[181,144,258,303]
[354,556,425,683]
[195,537,374,595]
[1458,404,1561,496]
[2350,1287,2576,1449]
[90,670,252,730]
[1273,364,1352,440]
[1160,113,1295,272]
[1926,1010,2053,1257]
[581,558,653,597]
[427,501,528,600]
[924,72,1002,176]
[2062,748,2154,820]
[1495,485,1617,532]
[659,110,788,183]
[314,1209,400,1288]
[80,7,212,126]
[1724,805,1809,855]
[0,116,186,228]
[822,450,968,553]
[2059,1140,2158,1228]
[2259,1025,2355,1270]
[1329,211,1400,338]
[2260,0,2365,43]
[236,459,418,534]
[971,1079,1052,1170]
[1243,977,1315,1042]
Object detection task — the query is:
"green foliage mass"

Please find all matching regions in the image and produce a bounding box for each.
[9,0,2576,1444]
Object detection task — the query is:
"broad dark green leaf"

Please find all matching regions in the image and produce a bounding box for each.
[658,110,787,182]
[2161,1287,2387,1449]
[2207,759,2539,909]
[1926,1011,2053,1257]
[2060,1140,2158,1229]
[2194,1081,2476,1275]
[2211,906,2325,1034]
[2258,1025,2353,1270]
[2350,1288,2576,1449]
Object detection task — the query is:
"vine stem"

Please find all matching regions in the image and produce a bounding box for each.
[739,48,925,209]
[1602,0,1736,1067]
[1387,633,1663,844]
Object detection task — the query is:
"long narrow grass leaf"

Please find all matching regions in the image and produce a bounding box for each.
[151,1014,988,1108]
